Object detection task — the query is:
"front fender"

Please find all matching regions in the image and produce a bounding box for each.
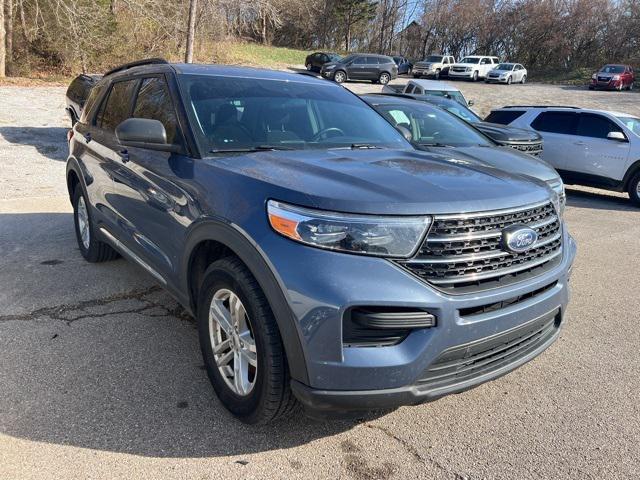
[181,218,309,384]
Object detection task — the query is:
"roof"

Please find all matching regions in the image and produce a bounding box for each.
[408,79,461,91]
[360,93,427,106]
[494,105,636,117]
[109,61,338,86]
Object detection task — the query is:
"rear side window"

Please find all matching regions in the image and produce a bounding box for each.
[366,57,380,65]
[96,79,138,132]
[133,77,180,144]
[80,82,105,123]
[531,111,579,135]
[576,113,623,139]
[405,84,415,94]
[485,110,526,125]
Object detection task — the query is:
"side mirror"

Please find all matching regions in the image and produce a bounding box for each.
[607,131,627,142]
[468,100,474,106]
[115,118,178,152]
[395,125,413,142]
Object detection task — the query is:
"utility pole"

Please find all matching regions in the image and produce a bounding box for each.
[185,0,197,63]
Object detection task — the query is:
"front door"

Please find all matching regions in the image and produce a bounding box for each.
[347,57,368,80]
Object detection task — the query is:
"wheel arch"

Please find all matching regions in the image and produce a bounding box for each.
[182,219,309,384]
[623,159,640,190]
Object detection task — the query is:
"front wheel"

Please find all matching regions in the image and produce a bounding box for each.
[72,186,118,262]
[305,63,312,71]
[628,171,640,206]
[197,257,297,424]
[506,76,512,85]
[379,72,391,85]
[434,69,440,80]
[472,71,478,82]
[333,70,346,83]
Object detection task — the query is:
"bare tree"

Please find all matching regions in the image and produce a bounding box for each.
[0,0,5,77]
[185,0,197,63]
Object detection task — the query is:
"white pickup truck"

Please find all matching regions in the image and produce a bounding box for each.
[412,55,456,79]
[448,56,500,81]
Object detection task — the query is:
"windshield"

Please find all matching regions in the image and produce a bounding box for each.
[496,64,514,71]
[328,54,341,62]
[459,57,480,64]
[374,103,492,148]
[179,75,410,153]
[442,103,481,123]
[420,90,468,107]
[425,56,443,62]
[601,65,625,74]
[617,116,640,136]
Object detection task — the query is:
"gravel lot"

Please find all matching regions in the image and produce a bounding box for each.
[1,81,639,480]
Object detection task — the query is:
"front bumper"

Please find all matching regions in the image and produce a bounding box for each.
[590,79,622,90]
[260,224,576,412]
[486,76,510,83]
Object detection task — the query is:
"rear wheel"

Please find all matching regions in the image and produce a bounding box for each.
[72,186,119,263]
[333,70,346,84]
[629,82,634,91]
[628,171,640,206]
[521,75,527,84]
[197,257,297,424]
[379,72,391,85]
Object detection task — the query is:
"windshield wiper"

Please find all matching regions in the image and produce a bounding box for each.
[350,143,382,149]
[209,145,295,154]
[420,142,453,147]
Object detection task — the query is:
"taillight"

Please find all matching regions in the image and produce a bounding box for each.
[67,129,74,143]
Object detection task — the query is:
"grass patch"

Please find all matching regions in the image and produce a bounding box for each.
[532,67,595,85]
[199,41,309,69]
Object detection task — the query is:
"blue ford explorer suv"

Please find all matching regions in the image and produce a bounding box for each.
[66,59,576,424]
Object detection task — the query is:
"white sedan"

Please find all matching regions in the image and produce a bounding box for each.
[485,63,527,84]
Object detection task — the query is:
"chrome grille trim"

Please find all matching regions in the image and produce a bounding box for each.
[396,201,562,293]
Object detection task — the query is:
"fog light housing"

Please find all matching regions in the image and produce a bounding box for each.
[343,307,436,347]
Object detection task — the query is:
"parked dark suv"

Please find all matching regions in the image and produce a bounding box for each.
[321,53,398,84]
[66,59,575,424]
[305,51,341,72]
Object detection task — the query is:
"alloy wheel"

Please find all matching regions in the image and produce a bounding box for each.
[334,71,346,83]
[76,195,90,249]
[379,73,390,84]
[209,289,257,396]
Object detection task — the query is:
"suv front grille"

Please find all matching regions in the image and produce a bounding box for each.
[396,202,562,294]
[504,141,543,156]
[451,67,467,72]
[417,309,560,389]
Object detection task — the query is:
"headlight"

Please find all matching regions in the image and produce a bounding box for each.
[465,67,472,72]
[267,200,431,258]
[546,179,566,219]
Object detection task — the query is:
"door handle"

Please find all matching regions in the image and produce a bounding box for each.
[118,149,130,163]
[83,132,91,143]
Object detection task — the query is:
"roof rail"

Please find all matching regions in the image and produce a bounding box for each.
[104,58,169,77]
[365,92,419,100]
[502,105,579,109]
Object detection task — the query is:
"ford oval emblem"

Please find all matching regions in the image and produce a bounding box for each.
[502,225,538,253]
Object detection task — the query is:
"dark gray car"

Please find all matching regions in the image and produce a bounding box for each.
[66,60,575,424]
[321,53,398,84]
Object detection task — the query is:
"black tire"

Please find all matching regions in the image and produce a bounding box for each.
[629,82,634,91]
[413,74,420,78]
[378,72,391,85]
[521,75,527,84]
[628,171,640,206]
[507,76,512,85]
[472,71,478,82]
[72,186,119,263]
[197,257,297,424]
[434,69,440,80]
[305,63,312,71]
[588,85,594,90]
[333,70,346,83]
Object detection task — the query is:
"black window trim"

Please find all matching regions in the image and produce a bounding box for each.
[576,112,627,141]
[92,77,141,130]
[531,110,579,135]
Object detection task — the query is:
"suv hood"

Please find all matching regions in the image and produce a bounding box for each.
[419,145,558,184]
[475,121,542,143]
[414,61,434,68]
[206,149,551,215]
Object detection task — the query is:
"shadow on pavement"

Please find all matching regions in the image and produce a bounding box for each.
[0,126,68,161]
[565,187,636,212]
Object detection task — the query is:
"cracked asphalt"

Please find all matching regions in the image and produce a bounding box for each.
[1,84,639,479]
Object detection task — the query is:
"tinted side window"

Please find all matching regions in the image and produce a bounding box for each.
[366,57,379,65]
[80,82,105,123]
[133,77,180,144]
[531,111,578,135]
[353,57,367,64]
[97,80,138,132]
[484,110,526,125]
[405,85,415,93]
[576,114,623,139]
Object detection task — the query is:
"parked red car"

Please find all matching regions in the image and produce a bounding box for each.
[589,64,635,91]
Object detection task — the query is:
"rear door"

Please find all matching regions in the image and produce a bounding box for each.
[364,57,381,80]
[530,110,580,170]
[571,113,631,182]
[109,75,193,285]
